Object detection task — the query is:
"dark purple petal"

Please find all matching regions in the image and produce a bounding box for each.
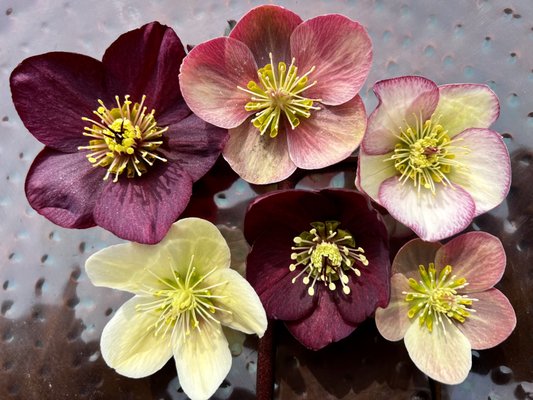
[93,161,193,244]
[229,5,303,66]
[10,52,110,152]
[25,148,104,228]
[103,22,186,114]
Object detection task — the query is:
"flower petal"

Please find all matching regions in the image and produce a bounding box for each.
[290,14,372,105]
[10,52,110,152]
[378,176,476,242]
[208,269,267,336]
[363,76,439,155]
[173,323,231,400]
[25,148,104,229]
[355,151,396,202]
[433,84,500,137]
[93,162,193,244]
[230,4,303,66]
[404,318,471,385]
[392,238,441,278]
[223,120,296,184]
[100,296,173,378]
[287,95,366,169]
[448,128,511,216]
[434,231,505,292]
[375,273,412,341]
[458,288,516,350]
[103,22,185,113]
[179,37,258,129]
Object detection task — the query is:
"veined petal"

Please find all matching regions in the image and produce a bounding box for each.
[435,231,505,292]
[100,296,173,378]
[378,176,476,242]
[223,120,296,184]
[230,4,302,66]
[404,317,471,385]
[449,128,511,216]
[287,96,366,169]
[355,150,397,202]
[290,14,372,105]
[433,84,500,137]
[363,76,439,155]
[207,269,267,336]
[458,289,516,350]
[392,238,441,278]
[375,273,412,341]
[173,323,231,400]
[179,37,258,129]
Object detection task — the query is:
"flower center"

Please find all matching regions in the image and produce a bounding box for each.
[135,255,231,343]
[403,263,477,333]
[238,53,321,138]
[289,221,368,296]
[78,95,168,182]
[385,115,469,194]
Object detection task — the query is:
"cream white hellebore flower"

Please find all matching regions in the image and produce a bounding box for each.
[85,217,267,400]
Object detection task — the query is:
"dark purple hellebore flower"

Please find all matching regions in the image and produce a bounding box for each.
[244,189,390,350]
[10,22,228,244]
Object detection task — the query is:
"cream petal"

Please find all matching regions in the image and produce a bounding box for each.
[433,84,500,137]
[448,128,511,216]
[392,238,441,278]
[404,318,471,385]
[100,296,173,378]
[356,150,397,203]
[173,323,231,400]
[223,121,296,184]
[375,273,413,341]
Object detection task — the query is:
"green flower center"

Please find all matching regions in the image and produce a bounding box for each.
[403,263,477,333]
[385,115,469,194]
[238,53,320,138]
[79,95,168,182]
[289,221,368,296]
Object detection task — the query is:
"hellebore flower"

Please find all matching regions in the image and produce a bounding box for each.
[356,76,511,242]
[179,5,372,184]
[85,218,267,400]
[375,232,516,385]
[244,189,390,350]
[10,22,227,244]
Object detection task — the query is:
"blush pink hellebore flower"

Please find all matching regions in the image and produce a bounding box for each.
[375,232,516,385]
[179,5,372,184]
[356,76,511,242]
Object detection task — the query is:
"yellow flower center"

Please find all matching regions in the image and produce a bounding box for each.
[78,95,168,182]
[289,221,368,296]
[385,115,469,194]
[403,263,477,333]
[238,53,321,138]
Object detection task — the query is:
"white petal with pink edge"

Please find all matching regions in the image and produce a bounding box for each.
[355,148,396,202]
[375,273,412,341]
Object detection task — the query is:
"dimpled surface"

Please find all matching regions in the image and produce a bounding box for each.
[1,0,532,399]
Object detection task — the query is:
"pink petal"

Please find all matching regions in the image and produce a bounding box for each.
[433,84,500,137]
[375,273,412,341]
[449,128,511,216]
[223,121,296,184]
[287,95,366,169]
[230,5,302,66]
[435,231,506,292]
[179,37,258,129]
[458,289,516,350]
[290,14,372,105]
[363,76,439,155]
[392,238,441,278]
[378,176,476,242]
[356,150,397,202]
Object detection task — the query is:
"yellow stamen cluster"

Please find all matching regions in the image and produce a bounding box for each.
[238,53,321,138]
[403,263,477,333]
[78,95,168,182]
[289,221,368,296]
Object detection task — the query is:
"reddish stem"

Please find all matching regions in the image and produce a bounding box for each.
[256,320,275,400]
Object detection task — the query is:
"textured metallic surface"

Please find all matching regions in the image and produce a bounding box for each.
[1,0,532,399]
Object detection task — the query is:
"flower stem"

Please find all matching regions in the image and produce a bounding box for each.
[429,377,442,400]
[256,319,275,400]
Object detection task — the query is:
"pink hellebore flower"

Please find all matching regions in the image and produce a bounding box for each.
[356,76,511,242]
[179,5,372,184]
[375,232,516,385]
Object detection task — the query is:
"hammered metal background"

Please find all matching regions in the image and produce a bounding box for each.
[1,0,532,399]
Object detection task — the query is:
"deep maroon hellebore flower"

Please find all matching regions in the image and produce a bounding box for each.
[10,22,227,244]
[244,189,390,350]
